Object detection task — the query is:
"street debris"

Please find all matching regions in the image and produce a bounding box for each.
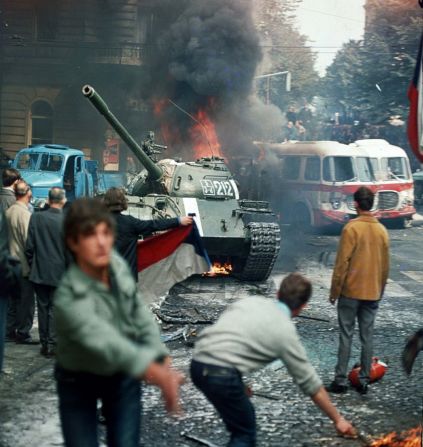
[180,430,220,447]
[160,325,197,344]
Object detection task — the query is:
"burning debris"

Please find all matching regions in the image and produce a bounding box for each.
[369,426,422,447]
[204,261,233,277]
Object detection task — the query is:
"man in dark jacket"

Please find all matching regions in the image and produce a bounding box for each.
[0,168,21,211]
[103,187,192,280]
[0,209,19,373]
[25,187,67,357]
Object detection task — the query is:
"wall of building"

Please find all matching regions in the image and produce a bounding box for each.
[0,0,153,164]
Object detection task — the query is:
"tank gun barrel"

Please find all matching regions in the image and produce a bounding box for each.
[82,85,163,181]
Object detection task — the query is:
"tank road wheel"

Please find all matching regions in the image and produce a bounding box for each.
[238,222,281,282]
[292,203,312,232]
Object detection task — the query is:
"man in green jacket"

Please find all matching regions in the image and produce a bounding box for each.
[54,198,183,447]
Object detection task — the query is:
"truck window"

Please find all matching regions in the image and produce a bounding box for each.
[323,156,355,182]
[281,156,301,180]
[40,153,63,172]
[381,157,410,180]
[304,157,320,181]
[356,157,375,182]
[16,153,39,170]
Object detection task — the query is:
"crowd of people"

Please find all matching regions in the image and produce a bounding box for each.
[0,166,391,446]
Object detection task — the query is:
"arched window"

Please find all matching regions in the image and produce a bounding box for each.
[30,100,53,145]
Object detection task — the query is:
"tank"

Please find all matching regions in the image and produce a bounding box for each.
[82,85,280,281]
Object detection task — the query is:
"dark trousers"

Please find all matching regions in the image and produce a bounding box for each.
[335,296,379,386]
[55,366,141,447]
[190,360,256,447]
[6,276,35,339]
[33,283,56,347]
[0,296,7,372]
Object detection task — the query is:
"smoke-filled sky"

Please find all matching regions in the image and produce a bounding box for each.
[295,0,366,76]
[151,0,283,159]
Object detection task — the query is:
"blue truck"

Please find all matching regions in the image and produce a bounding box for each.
[12,144,125,207]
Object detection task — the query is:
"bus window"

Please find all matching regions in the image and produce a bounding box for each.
[356,157,375,182]
[304,157,320,181]
[281,156,301,180]
[381,157,410,180]
[323,156,355,182]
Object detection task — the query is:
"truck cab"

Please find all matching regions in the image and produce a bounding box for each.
[12,144,94,206]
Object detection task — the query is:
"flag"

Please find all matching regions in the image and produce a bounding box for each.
[137,223,211,302]
[408,33,423,161]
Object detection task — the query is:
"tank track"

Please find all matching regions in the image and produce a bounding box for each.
[240,222,281,281]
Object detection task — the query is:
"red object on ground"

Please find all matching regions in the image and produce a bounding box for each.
[348,357,387,386]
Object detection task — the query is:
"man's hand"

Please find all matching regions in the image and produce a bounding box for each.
[180,216,193,226]
[335,417,357,438]
[329,296,337,305]
[141,362,185,414]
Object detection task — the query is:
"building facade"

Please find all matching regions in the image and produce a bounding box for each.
[0,0,157,167]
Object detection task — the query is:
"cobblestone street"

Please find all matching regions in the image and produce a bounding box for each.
[1,224,423,447]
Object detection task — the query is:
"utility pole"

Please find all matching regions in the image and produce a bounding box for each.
[254,71,291,105]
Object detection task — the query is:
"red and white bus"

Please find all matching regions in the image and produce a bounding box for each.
[255,139,415,228]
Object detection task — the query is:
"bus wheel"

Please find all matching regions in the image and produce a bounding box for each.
[388,217,411,229]
[293,204,312,231]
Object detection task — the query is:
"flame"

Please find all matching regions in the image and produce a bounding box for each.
[189,108,224,160]
[153,97,224,159]
[153,99,181,147]
[204,262,233,277]
[370,426,422,447]
[153,99,167,115]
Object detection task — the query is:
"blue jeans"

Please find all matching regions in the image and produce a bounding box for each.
[0,296,7,372]
[190,360,256,447]
[55,366,141,447]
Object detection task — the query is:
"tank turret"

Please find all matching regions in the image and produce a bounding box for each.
[82,85,281,281]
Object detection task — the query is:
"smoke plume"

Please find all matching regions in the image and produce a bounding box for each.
[149,0,283,159]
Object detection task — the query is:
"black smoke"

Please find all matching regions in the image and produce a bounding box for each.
[148,0,283,159]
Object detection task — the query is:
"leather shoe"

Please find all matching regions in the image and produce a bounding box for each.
[40,345,49,356]
[325,381,348,394]
[354,383,368,395]
[16,337,40,345]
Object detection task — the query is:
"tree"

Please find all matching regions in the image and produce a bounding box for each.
[320,1,423,124]
[254,0,318,113]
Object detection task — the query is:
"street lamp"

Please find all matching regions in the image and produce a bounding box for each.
[254,71,291,104]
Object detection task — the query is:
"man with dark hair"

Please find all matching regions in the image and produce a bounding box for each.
[326,186,389,395]
[103,187,192,280]
[191,273,356,446]
[54,198,183,447]
[25,187,67,357]
[0,168,21,211]
[5,181,37,344]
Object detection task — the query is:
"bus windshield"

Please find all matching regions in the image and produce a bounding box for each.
[323,156,356,182]
[356,157,375,182]
[380,157,410,180]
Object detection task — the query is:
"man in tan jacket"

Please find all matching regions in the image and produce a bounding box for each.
[326,186,389,395]
[5,181,37,344]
